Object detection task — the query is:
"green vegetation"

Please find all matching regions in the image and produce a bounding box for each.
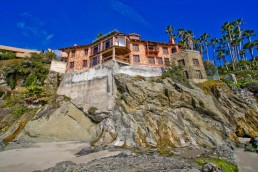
[0,50,16,60]
[88,106,98,114]
[166,18,258,73]
[2,52,55,89]
[162,64,192,88]
[199,80,230,95]
[195,157,238,172]
[12,105,28,118]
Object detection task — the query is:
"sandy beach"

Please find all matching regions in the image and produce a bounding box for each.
[0,142,120,172]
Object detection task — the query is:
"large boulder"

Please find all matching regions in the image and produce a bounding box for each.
[17,101,100,142]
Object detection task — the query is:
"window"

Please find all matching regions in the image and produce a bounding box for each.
[172,47,177,53]
[148,57,155,64]
[91,56,99,67]
[157,57,163,64]
[83,60,87,67]
[196,70,203,79]
[148,45,155,50]
[183,71,189,79]
[119,37,125,47]
[178,59,185,66]
[84,49,88,55]
[133,55,140,63]
[70,62,74,68]
[193,58,199,66]
[93,45,99,54]
[163,47,168,54]
[164,58,170,66]
[105,39,111,49]
[133,44,139,51]
[71,50,76,57]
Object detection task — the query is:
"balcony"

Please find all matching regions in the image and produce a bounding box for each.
[146,47,159,55]
[102,55,130,64]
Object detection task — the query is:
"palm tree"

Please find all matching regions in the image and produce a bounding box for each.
[243,30,256,43]
[194,38,204,54]
[211,38,219,61]
[200,33,210,61]
[216,48,228,70]
[97,33,104,38]
[239,49,247,60]
[184,30,194,50]
[166,25,175,43]
[232,18,245,50]
[176,28,185,47]
[221,22,234,41]
[221,35,235,63]
[244,42,255,60]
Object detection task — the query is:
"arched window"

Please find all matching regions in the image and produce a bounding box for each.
[172,47,177,54]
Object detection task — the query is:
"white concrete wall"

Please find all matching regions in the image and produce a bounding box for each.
[50,60,66,74]
[57,61,164,112]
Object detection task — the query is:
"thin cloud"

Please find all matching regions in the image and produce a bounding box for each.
[110,0,151,28]
[17,12,54,44]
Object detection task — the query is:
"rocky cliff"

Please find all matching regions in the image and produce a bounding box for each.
[87,74,258,151]
[1,67,258,152]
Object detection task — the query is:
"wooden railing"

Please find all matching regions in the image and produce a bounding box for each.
[102,56,112,63]
[115,56,130,64]
[146,47,159,55]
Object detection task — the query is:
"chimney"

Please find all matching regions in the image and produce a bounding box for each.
[169,37,175,44]
[128,33,141,40]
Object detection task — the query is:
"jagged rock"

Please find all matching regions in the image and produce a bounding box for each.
[91,74,258,149]
[0,140,6,151]
[248,82,258,96]
[44,71,63,88]
[86,110,110,123]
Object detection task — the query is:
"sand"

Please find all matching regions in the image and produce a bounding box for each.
[0,141,120,172]
[234,148,258,172]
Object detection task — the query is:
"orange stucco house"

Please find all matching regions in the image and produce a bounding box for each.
[59,30,179,71]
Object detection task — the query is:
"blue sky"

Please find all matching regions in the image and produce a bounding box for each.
[1,0,258,58]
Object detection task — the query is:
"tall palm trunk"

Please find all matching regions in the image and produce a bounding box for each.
[205,44,209,61]
[223,57,229,71]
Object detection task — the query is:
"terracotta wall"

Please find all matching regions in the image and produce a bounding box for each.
[65,36,180,71]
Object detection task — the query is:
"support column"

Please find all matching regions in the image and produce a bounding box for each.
[112,47,115,60]
[100,53,103,64]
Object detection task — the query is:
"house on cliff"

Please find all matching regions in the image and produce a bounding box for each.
[59,30,207,82]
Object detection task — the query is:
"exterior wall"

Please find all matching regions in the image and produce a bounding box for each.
[129,43,178,67]
[50,60,67,74]
[66,47,91,71]
[171,50,207,82]
[61,33,180,71]
[57,61,163,112]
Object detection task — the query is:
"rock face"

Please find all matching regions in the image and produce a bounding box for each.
[18,101,100,142]
[90,74,258,149]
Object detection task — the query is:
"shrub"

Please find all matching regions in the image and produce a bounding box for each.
[195,157,238,172]
[13,105,27,118]
[199,80,229,94]
[134,75,144,81]
[25,73,37,86]
[25,86,43,96]
[88,107,97,114]
[0,51,16,60]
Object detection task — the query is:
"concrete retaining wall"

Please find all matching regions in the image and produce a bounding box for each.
[57,61,164,112]
[50,60,66,74]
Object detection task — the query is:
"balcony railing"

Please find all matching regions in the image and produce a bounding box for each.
[115,56,130,64]
[102,55,130,64]
[146,47,159,55]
